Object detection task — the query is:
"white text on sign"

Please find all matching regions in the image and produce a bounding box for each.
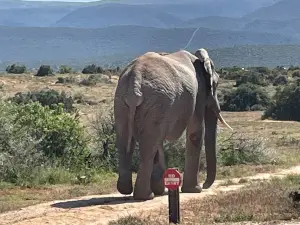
[164,177,180,185]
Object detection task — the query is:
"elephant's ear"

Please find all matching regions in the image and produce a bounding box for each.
[193,59,212,96]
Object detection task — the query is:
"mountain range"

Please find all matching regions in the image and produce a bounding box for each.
[0,0,300,70]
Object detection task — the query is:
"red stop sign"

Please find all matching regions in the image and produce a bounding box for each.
[163,168,182,190]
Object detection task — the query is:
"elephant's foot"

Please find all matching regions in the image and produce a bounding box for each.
[151,179,165,196]
[151,165,165,196]
[181,185,202,193]
[133,189,154,201]
[117,178,133,195]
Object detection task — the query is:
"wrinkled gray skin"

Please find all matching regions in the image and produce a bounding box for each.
[113,49,232,200]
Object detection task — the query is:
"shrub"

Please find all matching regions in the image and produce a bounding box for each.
[56,76,77,84]
[36,65,54,77]
[5,64,27,74]
[79,74,111,86]
[273,75,288,86]
[221,83,271,111]
[217,132,276,166]
[235,72,268,87]
[292,71,300,78]
[262,84,300,121]
[0,101,90,185]
[10,89,74,113]
[59,65,73,74]
[82,64,104,74]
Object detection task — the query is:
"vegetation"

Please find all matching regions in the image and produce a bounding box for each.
[35,65,54,77]
[262,83,300,121]
[221,83,270,111]
[10,89,75,113]
[6,64,27,74]
[82,64,104,74]
[59,65,73,74]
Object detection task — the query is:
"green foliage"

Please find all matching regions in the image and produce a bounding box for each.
[272,75,288,86]
[59,65,73,74]
[221,83,271,111]
[262,84,300,121]
[56,76,77,84]
[82,64,104,74]
[0,101,90,186]
[292,70,300,78]
[235,72,268,87]
[36,65,54,77]
[79,74,112,86]
[10,89,74,113]
[217,133,276,166]
[6,64,27,74]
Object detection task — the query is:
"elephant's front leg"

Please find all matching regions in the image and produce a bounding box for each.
[151,144,166,196]
[181,114,205,193]
[117,138,135,195]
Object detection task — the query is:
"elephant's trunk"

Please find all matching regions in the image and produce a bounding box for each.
[203,95,232,189]
[202,106,218,189]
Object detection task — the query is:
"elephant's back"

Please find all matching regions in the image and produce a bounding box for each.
[130,53,198,140]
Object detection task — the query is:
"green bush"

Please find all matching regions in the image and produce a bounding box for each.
[10,89,74,113]
[262,84,300,121]
[273,75,288,86]
[217,133,276,166]
[79,74,111,86]
[82,64,104,74]
[292,71,300,78]
[36,65,54,77]
[235,72,268,87]
[59,65,73,74]
[56,76,77,84]
[0,101,90,186]
[221,83,271,111]
[6,64,27,74]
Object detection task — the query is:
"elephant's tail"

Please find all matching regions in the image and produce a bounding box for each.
[124,72,143,154]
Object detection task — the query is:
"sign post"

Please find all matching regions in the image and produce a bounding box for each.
[163,168,182,224]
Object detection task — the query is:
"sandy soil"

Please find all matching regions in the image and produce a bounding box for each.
[1,165,300,225]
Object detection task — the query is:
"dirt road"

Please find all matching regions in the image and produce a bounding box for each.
[1,165,300,225]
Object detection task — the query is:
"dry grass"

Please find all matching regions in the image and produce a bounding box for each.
[0,174,118,213]
[111,175,300,225]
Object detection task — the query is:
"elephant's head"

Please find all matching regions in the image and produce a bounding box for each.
[194,48,232,189]
[194,48,232,131]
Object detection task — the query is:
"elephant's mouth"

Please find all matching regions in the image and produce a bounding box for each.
[214,111,233,131]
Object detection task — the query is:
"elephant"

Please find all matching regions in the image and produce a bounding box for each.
[113,48,232,201]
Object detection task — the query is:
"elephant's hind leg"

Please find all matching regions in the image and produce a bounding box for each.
[133,131,163,200]
[117,137,136,195]
[151,143,166,196]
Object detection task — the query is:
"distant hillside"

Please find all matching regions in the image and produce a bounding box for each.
[178,16,249,31]
[244,19,300,36]
[0,7,76,27]
[0,25,298,70]
[55,0,280,28]
[55,3,182,28]
[209,45,300,68]
[243,0,300,21]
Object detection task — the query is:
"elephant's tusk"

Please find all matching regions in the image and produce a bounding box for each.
[215,111,233,131]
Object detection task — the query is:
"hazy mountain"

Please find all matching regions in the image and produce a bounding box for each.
[55,0,280,28]
[243,0,300,21]
[178,16,249,31]
[55,4,183,28]
[0,7,77,27]
[0,25,297,70]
